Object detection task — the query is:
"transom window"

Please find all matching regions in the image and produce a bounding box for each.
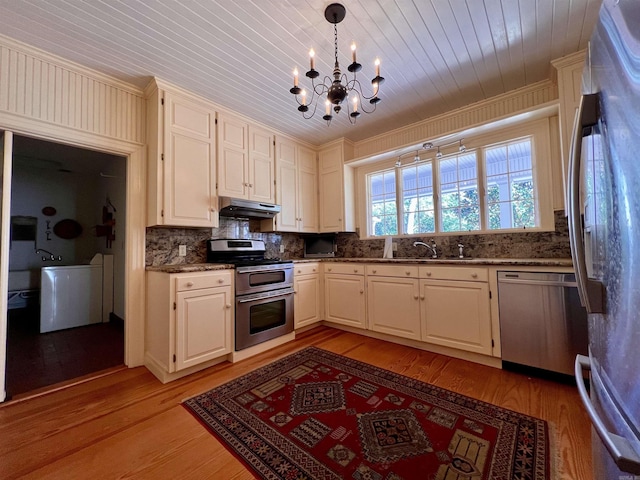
[367,136,539,237]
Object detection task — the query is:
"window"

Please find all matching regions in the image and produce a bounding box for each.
[360,121,553,238]
[369,170,397,236]
[402,163,434,234]
[485,140,535,229]
[439,152,480,232]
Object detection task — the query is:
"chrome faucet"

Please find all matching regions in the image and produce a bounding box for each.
[413,240,438,258]
[36,249,62,261]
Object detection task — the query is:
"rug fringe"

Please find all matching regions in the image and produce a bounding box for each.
[547,421,563,479]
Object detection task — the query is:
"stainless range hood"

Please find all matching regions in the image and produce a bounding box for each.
[218,196,281,219]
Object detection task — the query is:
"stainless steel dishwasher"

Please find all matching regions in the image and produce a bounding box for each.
[498,271,588,376]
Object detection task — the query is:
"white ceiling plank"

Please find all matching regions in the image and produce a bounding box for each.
[0,0,602,146]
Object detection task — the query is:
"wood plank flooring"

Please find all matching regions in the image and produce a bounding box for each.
[0,326,592,479]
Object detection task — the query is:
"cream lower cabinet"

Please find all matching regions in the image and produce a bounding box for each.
[145,270,233,381]
[294,263,321,329]
[419,266,492,356]
[324,264,366,328]
[366,265,421,341]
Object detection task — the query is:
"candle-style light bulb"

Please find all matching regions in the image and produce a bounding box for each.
[309,49,315,70]
[293,67,299,87]
[375,58,380,77]
[351,42,356,63]
[373,82,379,97]
[352,96,358,112]
[301,89,307,106]
[325,99,331,115]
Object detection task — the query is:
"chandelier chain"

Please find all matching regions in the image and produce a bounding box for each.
[334,23,339,65]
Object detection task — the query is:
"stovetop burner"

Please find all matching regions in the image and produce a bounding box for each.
[206,238,291,266]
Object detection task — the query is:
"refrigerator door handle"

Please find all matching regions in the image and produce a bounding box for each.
[575,355,640,474]
[567,93,605,313]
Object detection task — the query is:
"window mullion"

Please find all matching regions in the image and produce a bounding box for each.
[478,148,487,231]
[433,159,441,234]
[396,166,404,234]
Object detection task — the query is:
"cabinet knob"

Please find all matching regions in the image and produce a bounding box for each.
[359,289,364,294]
[294,290,298,294]
[338,218,342,221]
[420,295,425,300]
[249,183,253,187]
[372,269,377,274]
[425,271,432,277]
[312,268,316,272]
[226,304,231,309]
[218,278,224,283]
[328,267,332,272]
[186,282,194,287]
[413,294,419,300]
[354,268,359,273]
[471,273,478,278]
[405,270,410,275]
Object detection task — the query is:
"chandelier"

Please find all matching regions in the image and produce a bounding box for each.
[289,3,384,125]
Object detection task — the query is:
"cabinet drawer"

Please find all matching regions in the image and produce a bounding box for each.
[294,263,320,276]
[175,271,232,291]
[366,264,419,278]
[324,263,364,275]
[419,265,488,282]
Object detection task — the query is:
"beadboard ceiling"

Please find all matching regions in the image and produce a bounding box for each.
[0,0,601,146]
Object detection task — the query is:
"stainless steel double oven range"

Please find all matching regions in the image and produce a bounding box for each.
[206,239,293,351]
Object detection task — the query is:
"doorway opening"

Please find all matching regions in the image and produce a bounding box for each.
[5,135,127,399]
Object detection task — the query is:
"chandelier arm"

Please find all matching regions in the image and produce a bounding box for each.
[345,77,378,102]
[342,79,377,115]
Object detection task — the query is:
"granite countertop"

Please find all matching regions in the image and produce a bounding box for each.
[146,262,235,273]
[295,257,573,267]
[147,257,573,273]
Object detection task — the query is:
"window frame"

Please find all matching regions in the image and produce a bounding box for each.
[356,118,555,239]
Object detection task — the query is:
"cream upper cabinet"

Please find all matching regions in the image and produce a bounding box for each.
[146,81,217,227]
[552,50,586,209]
[419,266,492,356]
[318,140,355,232]
[267,138,318,232]
[217,112,275,203]
[366,266,421,341]
[324,264,366,328]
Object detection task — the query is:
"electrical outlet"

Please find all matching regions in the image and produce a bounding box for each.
[392,242,398,251]
[178,245,187,256]
[279,244,285,254]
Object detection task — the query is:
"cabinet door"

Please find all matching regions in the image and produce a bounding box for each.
[217,113,247,198]
[420,279,492,355]
[318,145,344,232]
[324,274,366,328]
[274,139,299,231]
[294,274,321,328]
[298,146,318,232]
[163,91,216,227]
[248,126,274,202]
[368,277,421,340]
[175,287,232,371]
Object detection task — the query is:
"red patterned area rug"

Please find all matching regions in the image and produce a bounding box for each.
[183,347,552,479]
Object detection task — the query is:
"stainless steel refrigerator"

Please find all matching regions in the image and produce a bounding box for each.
[569,0,640,477]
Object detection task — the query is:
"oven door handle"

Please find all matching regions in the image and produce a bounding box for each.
[237,288,294,303]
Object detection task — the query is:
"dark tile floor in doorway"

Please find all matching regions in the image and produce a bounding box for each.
[5,307,124,398]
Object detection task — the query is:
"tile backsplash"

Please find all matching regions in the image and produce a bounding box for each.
[145,211,570,266]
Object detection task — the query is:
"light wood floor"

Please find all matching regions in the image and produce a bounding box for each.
[0,326,592,479]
